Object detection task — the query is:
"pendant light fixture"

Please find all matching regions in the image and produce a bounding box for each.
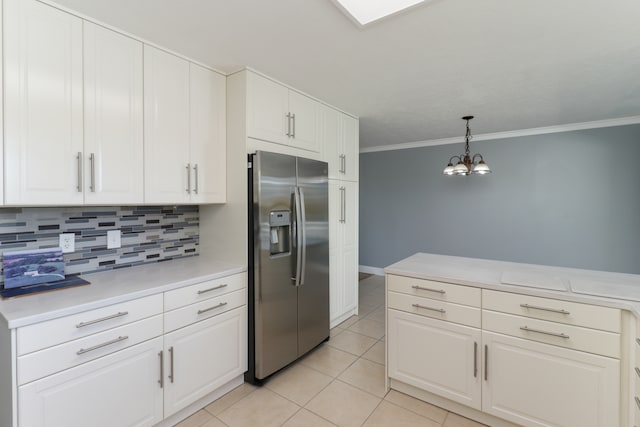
[443,116,491,176]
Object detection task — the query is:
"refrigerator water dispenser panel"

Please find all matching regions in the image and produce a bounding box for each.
[269,210,291,256]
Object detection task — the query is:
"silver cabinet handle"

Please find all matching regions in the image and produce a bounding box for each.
[339,154,346,174]
[520,304,570,315]
[168,346,174,383]
[484,345,488,381]
[473,342,478,378]
[76,311,128,328]
[76,152,83,192]
[286,112,291,137]
[197,302,228,315]
[340,186,346,223]
[411,285,445,294]
[186,164,191,193]
[291,113,296,138]
[412,303,445,314]
[635,367,640,378]
[197,284,228,295]
[89,153,96,192]
[636,396,640,411]
[76,335,128,355]
[158,351,164,388]
[520,326,570,339]
[193,164,199,194]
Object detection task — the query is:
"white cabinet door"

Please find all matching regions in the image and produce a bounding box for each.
[83,22,143,205]
[19,337,164,427]
[247,71,289,145]
[323,106,341,179]
[482,331,620,427]
[189,63,226,204]
[324,110,359,181]
[4,0,83,205]
[388,309,482,410]
[289,90,321,153]
[144,45,190,204]
[163,306,247,417]
[341,115,359,182]
[329,181,359,325]
[0,2,4,206]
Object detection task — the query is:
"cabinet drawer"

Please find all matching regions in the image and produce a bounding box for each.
[482,289,621,333]
[388,291,480,328]
[164,288,247,333]
[164,273,246,311]
[17,294,163,355]
[18,314,163,385]
[482,310,620,358]
[387,275,480,307]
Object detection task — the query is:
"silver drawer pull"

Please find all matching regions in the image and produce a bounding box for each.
[520,326,569,339]
[77,335,129,355]
[197,284,228,295]
[412,303,445,314]
[636,396,640,411]
[197,302,228,315]
[635,367,640,378]
[76,311,129,328]
[520,304,570,315]
[411,285,445,294]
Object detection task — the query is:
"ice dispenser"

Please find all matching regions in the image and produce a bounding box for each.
[269,210,291,256]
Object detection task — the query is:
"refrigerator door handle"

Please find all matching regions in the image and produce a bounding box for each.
[298,187,307,286]
[293,187,303,287]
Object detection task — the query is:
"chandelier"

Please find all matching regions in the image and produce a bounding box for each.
[443,116,491,176]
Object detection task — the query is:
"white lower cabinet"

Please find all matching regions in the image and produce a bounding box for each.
[329,180,359,326]
[163,306,247,417]
[7,273,248,427]
[387,272,625,427]
[19,337,164,427]
[482,331,620,427]
[388,309,481,410]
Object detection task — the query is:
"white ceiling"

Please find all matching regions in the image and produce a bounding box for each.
[51,0,640,149]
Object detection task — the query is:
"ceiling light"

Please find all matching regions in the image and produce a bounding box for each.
[443,116,492,177]
[332,0,429,27]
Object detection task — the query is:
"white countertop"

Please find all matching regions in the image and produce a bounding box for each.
[385,253,640,315]
[0,256,246,329]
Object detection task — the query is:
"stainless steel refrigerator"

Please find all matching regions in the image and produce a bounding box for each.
[246,151,330,384]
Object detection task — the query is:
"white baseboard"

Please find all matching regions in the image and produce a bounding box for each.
[359,265,385,276]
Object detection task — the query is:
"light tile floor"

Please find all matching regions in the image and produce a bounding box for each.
[175,275,487,427]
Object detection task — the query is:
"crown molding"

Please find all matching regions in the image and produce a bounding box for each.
[359,115,640,154]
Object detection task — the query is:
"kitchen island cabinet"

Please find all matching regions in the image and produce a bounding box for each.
[0,257,246,427]
[385,253,640,427]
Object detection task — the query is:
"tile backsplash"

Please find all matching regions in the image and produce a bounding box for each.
[0,206,199,285]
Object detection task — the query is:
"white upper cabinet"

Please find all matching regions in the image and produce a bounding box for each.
[247,71,321,153]
[4,0,84,205]
[144,47,226,205]
[83,22,144,205]
[288,90,322,152]
[144,45,191,204]
[0,2,4,206]
[189,63,227,204]
[324,106,358,181]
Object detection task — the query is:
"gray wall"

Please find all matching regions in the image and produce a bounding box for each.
[359,124,640,274]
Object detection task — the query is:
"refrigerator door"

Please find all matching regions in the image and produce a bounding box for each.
[253,151,298,379]
[296,157,330,356]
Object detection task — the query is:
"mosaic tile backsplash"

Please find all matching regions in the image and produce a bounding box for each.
[0,206,199,285]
